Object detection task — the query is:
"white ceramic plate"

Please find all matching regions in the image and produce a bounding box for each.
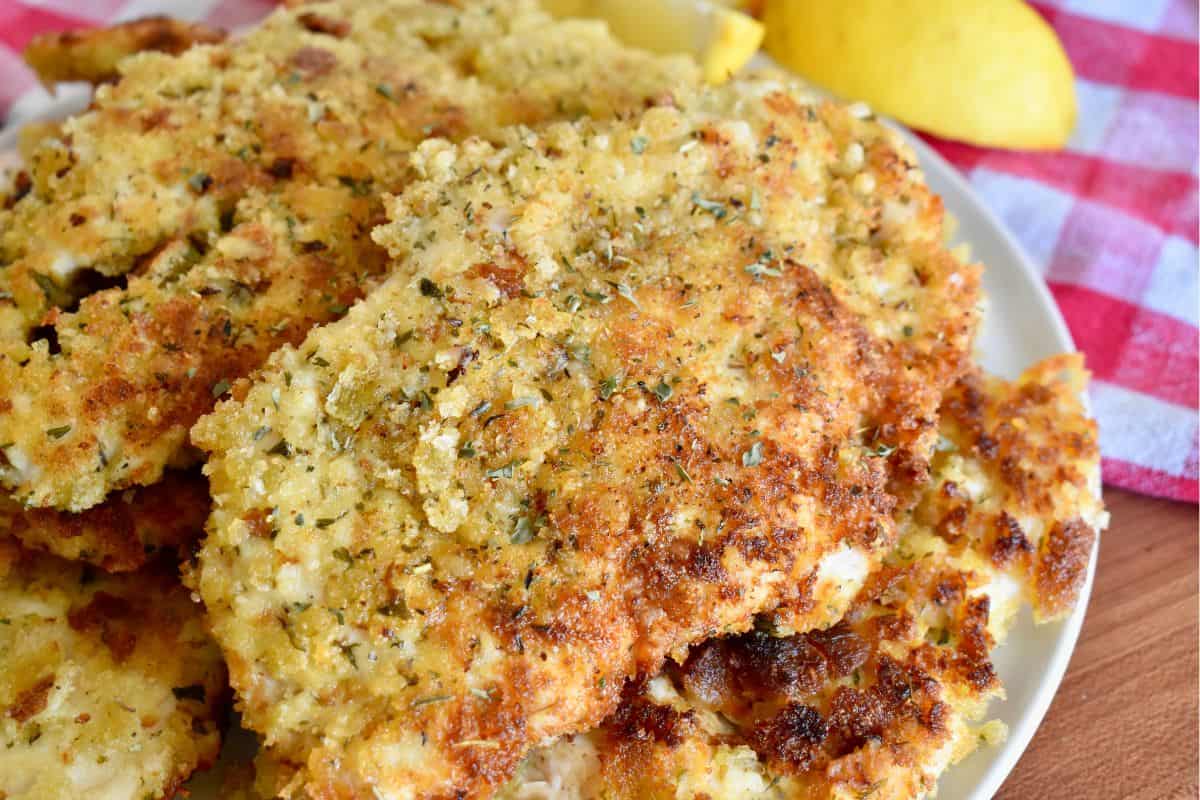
[1,80,1097,800]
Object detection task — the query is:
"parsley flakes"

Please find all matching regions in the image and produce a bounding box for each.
[742,440,764,467]
[511,516,535,544]
[745,263,783,279]
[599,375,621,400]
[691,192,727,219]
[419,278,444,299]
[485,461,519,479]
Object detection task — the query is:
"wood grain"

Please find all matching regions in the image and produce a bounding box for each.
[997,488,1198,799]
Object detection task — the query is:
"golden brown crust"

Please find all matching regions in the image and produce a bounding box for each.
[194,77,978,798]
[500,355,1105,800]
[0,471,209,571]
[0,538,227,798]
[0,0,701,511]
[7,674,55,724]
[23,17,226,85]
[503,546,1000,800]
[921,354,1106,621]
[1034,517,1097,620]
[663,569,997,786]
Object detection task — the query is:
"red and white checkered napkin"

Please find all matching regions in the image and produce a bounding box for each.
[0,0,1196,501]
[920,0,1199,502]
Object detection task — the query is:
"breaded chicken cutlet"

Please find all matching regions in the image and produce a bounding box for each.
[0,0,699,512]
[917,356,1106,621]
[191,79,980,798]
[0,471,209,572]
[24,17,226,86]
[206,358,1106,800]
[499,355,1106,800]
[0,538,227,799]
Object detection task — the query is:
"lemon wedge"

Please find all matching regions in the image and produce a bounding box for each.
[762,0,1077,149]
[541,0,765,84]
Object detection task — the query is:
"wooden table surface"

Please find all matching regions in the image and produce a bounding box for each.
[996,487,1197,800]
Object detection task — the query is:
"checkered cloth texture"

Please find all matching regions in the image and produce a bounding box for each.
[0,0,1196,501]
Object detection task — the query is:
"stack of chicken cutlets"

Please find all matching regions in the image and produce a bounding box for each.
[0,2,1108,798]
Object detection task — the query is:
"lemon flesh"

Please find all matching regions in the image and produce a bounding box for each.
[763,0,1077,149]
[541,0,764,83]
